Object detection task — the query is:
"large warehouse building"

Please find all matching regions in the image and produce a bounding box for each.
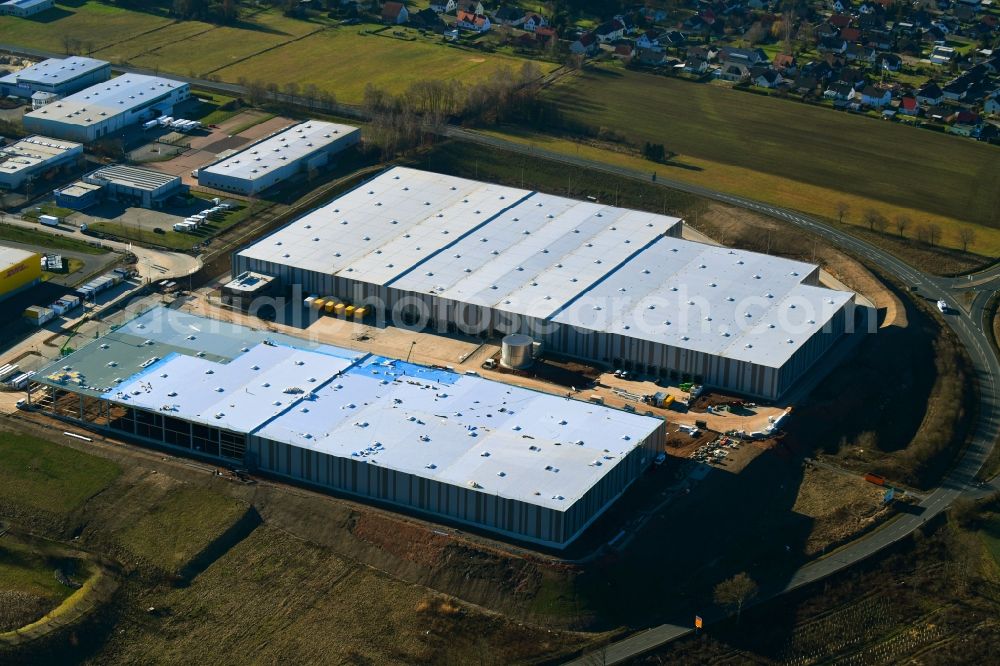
[30,307,665,548]
[23,74,190,143]
[234,167,857,399]
[0,56,110,102]
[0,245,41,302]
[197,120,360,196]
[0,135,83,190]
[72,164,185,209]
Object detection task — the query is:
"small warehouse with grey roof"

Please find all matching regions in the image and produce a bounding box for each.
[22,74,189,143]
[0,56,110,104]
[234,167,859,400]
[197,120,360,196]
[29,307,664,548]
[0,135,82,190]
[56,164,185,209]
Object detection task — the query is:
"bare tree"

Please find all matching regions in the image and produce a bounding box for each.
[835,201,849,224]
[894,214,911,238]
[957,227,976,252]
[282,81,300,102]
[713,572,758,621]
[863,208,886,232]
[872,214,888,235]
[927,223,942,246]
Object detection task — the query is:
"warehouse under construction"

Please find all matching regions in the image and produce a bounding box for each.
[234,167,858,399]
[29,307,665,549]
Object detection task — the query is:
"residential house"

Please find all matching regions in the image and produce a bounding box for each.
[834,67,867,88]
[819,37,849,54]
[845,43,877,62]
[720,62,750,82]
[840,27,862,43]
[825,81,856,99]
[855,84,892,106]
[816,22,840,39]
[637,48,668,67]
[411,7,444,29]
[773,53,798,74]
[828,13,852,29]
[636,29,665,51]
[877,53,902,71]
[493,5,526,26]
[570,32,598,56]
[899,96,919,115]
[430,0,456,12]
[916,82,944,105]
[718,47,769,66]
[533,26,557,45]
[644,7,668,23]
[684,56,710,74]
[594,20,625,43]
[793,74,820,94]
[984,93,999,115]
[522,14,546,32]
[605,40,635,59]
[457,1,484,14]
[942,78,969,101]
[751,67,784,88]
[832,0,853,13]
[381,1,409,24]
[456,10,490,31]
[687,45,718,62]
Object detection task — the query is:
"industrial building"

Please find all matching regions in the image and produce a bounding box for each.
[0,245,41,302]
[0,135,83,190]
[234,167,857,400]
[0,0,53,17]
[54,180,102,210]
[29,307,665,548]
[58,165,186,209]
[23,74,190,143]
[0,56,110,102]
[197,120,360,196]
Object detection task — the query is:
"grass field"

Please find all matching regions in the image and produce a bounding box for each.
[0,433,120,515]
[0,2,173,53]
[217,26,558,103]
[546,66,1000,243]
[128,11,322,77]
[0,223,107,255]
[482,126,1000,257]
[0,537,79,602]
[118,486,248,573]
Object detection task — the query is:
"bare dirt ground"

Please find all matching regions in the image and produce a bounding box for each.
[792,464,890,556]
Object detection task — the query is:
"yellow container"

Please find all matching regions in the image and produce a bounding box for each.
[345,305,356,317]
[324,300,336,313]
[334,303,346,316]
[353,307,367,319]
[313,298,326,310]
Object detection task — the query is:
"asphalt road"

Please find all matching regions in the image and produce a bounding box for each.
[2,43,996,664]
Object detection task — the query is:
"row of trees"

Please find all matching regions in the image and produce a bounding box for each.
[835,202,977,252]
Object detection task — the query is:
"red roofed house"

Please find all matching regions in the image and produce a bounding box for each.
[456,9,491,32]
[381,1,409,24]
[899,96,919,115]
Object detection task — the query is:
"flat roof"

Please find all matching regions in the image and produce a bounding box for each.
[224,271,276,293]
[0,56,107,88]
[200,120,359,183]
[57,180,103,198]
[0,135,81,177]
[1,0,52,10]
[35,307,661,511]
[0,244,38,269]
[238,167,854,368]
[24,74,187,128]
[85,164,180,192]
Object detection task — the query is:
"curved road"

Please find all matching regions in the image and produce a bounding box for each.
[454,130,1000,665]
[2,215,201,283]
[1,43,995,663]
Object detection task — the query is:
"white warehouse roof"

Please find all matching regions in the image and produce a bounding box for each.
[238,167,854,369]
[0,56,106,87]
[38,307,660,512]
[0,244,38,269]
[200,120,359,184]
[0,135,81,178]
[24,74,187,128]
